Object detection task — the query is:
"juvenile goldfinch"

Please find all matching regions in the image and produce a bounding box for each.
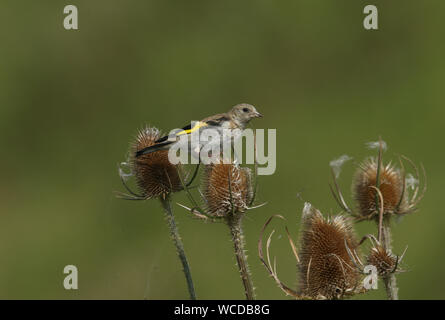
[135,103,262,157]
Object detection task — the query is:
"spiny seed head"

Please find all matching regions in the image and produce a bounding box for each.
[201,163,253,217]
[353,158,407,217]
[298,203,360,299]
[366,245,399,276]
[130,127,182,199]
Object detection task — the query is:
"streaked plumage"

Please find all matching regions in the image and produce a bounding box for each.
[136,103,262,157]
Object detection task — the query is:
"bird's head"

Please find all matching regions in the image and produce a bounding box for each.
[230,103,263,127]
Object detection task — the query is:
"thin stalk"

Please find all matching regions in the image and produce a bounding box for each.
[381,216,399,300]
[159,194,196,300]
[227,215,256,300]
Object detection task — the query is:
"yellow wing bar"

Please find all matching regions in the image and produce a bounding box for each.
[175,121,209,136]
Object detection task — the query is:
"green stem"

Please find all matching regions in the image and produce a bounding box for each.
[227,215,256,300]
[160,195,196,300]
[381,216,399,300]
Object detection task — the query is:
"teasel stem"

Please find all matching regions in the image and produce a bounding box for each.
[381,215,399,300]
[375,139,398,300]
[227,214,256,300]
[159,194,196,300]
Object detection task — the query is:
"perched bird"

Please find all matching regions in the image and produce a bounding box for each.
[135,103,262,157]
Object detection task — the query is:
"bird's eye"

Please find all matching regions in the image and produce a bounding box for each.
[242,108,249,113]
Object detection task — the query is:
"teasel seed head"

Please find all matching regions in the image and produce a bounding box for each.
[298,203,361,299]
[130,127,182,199]
[366,245,400,276]
[201,162,253,217]
[353,158,407,218]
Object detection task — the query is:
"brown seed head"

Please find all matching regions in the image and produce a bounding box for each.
[130,127,182,199]
[298,203,360,299]
[354,158,407,217]
[366,245,398,276]
[201,163,253,217]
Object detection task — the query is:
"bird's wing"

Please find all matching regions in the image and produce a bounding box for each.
[154,121,209,143]
[201,113,231,127]
[154,112,231,143]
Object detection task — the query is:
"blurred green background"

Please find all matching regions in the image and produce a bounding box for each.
[0,1,444,299]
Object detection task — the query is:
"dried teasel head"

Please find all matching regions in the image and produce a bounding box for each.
[298,203,361,299]
[129,127,182,199]
[353,158,407,218]
[344,234,408,281]
[201,162,253,217]
[366,245,401,276]
[330,140,426,220]
[258,204,365,300]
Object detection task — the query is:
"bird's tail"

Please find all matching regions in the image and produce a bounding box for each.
[135,141,173,157]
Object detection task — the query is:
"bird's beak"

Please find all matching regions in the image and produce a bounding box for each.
[254,111,263,118]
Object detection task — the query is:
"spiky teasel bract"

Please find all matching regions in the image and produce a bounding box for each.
[259,203,364,300]
[201,162,253,217]
[129,127,183,199]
